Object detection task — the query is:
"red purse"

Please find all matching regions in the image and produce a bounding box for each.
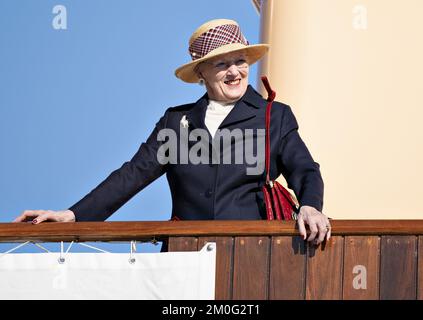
[261,76,299,220]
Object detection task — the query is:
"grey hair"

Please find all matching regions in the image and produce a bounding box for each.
[194,62,206,85]
[193,62,204,76]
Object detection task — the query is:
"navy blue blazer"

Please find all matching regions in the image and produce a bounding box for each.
[69,85,324,221]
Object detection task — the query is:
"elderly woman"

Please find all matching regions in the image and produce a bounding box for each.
[14,19,330,245]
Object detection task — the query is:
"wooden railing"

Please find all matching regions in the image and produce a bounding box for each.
[1,220,423,300]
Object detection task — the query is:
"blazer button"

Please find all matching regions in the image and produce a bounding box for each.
[205,189,214,198]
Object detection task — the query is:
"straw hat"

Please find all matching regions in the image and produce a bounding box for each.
[175,19,270,83]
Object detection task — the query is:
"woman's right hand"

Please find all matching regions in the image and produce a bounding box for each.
[13,209,76,224]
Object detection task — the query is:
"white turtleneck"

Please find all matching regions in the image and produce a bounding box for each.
[204,99,236,138]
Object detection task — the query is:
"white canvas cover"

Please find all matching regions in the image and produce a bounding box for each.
[0,242,216,300]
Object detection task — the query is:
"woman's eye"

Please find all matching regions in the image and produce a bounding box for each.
[215,62,226,68]
[236,59,246,66]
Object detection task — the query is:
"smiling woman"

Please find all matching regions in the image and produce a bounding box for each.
[195,52,250,103]
[14,18,329,247]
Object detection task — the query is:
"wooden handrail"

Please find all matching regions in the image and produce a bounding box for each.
[1,220,423,242]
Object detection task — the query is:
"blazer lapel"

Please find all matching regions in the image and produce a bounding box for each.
[186,85,267,132]
[219,85,267,129]
[218,100,257,129]
[186,93,209,131]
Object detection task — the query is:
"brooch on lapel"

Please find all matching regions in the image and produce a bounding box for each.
[180,115,189,128]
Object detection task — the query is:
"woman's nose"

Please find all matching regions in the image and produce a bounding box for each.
[226,64,240,76]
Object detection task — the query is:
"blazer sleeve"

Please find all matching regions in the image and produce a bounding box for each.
[277,105,324,212]
[68,109,170,221]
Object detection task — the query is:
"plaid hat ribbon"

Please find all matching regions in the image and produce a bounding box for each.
[189,24,249,61]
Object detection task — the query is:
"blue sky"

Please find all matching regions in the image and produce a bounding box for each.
[0,0,261,252]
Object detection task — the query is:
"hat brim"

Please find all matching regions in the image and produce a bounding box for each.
[174,43,270,83]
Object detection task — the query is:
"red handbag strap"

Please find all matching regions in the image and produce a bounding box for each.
[261,76,276,184]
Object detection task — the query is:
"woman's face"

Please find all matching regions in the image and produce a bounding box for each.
[196,52,249,103]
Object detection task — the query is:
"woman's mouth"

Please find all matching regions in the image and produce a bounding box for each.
[224,79,241,86]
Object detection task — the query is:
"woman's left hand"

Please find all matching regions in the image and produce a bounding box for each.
[297,205,331,245]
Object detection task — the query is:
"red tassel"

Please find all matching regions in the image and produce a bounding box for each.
[262,186,274,220]
[276,181,298,220]
[270,185,283,220]
[261,75,298,221]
